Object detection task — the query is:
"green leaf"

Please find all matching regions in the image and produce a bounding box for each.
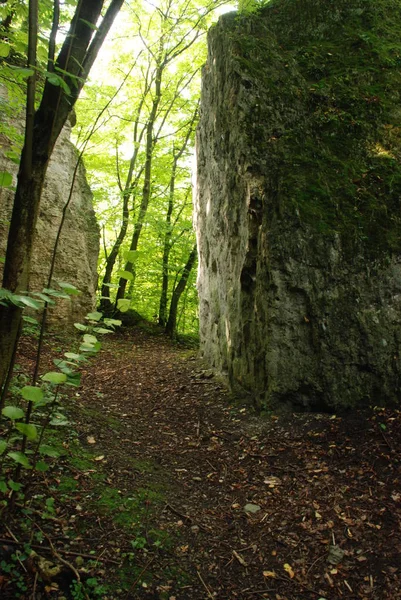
[0,480,8,493]
[117,299,130,313]
[64,352,85,361]
[2,406,24,420]
[53,359,74,374]
[7,451,32,469]
[0,42,10,58]
[124,250,138,263]
[93,327,112,334]
[85,311,102,322]
[0,440,7,455]
[74,322,87,331]
[84,334,98,344]
[80,343,95,352]
[58,281,80,295]
[103,318,122,328]
[66,372,82,387]
[35,461,49,472]
[42,372,67,385]
[49,414,69,426]
[42,287,70,299]
[13,295,43,310]
[39,445,60,458]
[46,72,71,96]
[0,171,13,187]
[118,270,134,281]
[16,423,38,441]
[21,386,44,403]
[32,292,55,304]
[23,316,39,325]
[9,65,34,78]
[7,480,22,491]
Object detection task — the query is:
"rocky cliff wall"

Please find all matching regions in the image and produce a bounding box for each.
[0,114,99,323]
[195,0,401,410]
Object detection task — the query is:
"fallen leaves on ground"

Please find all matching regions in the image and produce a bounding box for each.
[1,326,400,599]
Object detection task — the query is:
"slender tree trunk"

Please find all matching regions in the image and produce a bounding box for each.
[165,243,197,338]
[116,63,164,304]
[158,191,174,326]
[0,0,123,391]
[158,107,197,325]
[100,117,146,312]
[100,193,131,313]
[0,0,38,390]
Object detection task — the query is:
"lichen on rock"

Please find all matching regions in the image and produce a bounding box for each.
[195,0,401,410]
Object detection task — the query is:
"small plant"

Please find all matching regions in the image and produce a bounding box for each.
[0,547,31,598]
[0,290,121,509]
[70,578,108,600]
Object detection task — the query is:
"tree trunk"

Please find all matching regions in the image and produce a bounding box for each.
[165,243,197,338]
[115,62,164,304]
[100,193,131,313]
[100,121,146,313]
[158,109,197,326]
[0,0,123,391]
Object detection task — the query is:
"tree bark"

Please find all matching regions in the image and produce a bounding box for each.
[165,243,197,338]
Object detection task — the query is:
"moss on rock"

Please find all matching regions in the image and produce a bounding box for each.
[195,0,401,410]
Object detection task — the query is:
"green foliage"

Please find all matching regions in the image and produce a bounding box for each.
[70,579,108,600]
[238,0,269,13]
[0,307,121,512]
[73,0,226,335]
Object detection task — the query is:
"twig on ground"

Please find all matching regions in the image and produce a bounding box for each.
[197,570,214,599]
[5,525,19,542]
[32,524,89,600]
[306,553,326,576]
[164,502,192,523]
[0,537,120,564]
[233,549,248,567]
[31,571,38,600]
[124,556,154,600]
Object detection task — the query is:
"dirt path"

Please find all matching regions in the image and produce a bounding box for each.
[2,327,401,599]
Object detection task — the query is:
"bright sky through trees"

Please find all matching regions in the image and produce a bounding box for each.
[71,0,238,337]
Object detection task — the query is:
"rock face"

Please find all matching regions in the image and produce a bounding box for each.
[195,0,401,410]
[0,115,99,323]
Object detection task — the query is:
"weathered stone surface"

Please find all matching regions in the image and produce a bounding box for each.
[0,114,99,323]
[195,0,401,410]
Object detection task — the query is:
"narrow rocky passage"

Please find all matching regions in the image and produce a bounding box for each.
[65,327,401,599]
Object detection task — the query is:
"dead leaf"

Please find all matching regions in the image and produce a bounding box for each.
[263,570,276,578]
[284,563,295,578]
[87,436,96,444]
[94,455,105,461]
[264,476,282,487]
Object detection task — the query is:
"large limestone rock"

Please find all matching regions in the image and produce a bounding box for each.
[195,0,401,410]
[0,115,99,323]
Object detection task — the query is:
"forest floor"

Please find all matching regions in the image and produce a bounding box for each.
[1,324,401,600]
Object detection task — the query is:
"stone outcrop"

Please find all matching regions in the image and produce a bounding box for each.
[195,0,401,410]
[0,114,99,323]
